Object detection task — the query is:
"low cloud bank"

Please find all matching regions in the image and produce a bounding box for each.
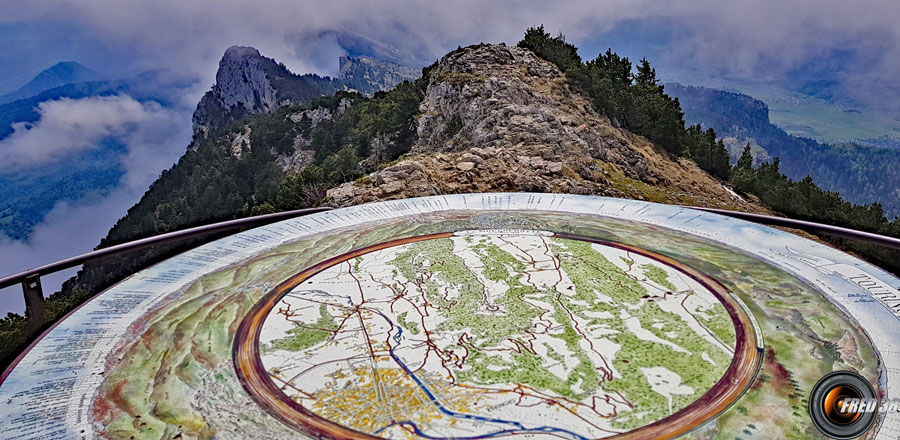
[0,94,191,315]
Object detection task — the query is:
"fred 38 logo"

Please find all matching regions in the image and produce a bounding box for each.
[809,371,878,439]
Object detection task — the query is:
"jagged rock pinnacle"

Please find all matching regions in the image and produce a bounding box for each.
[222,45,262,60]
[189,46,416,148]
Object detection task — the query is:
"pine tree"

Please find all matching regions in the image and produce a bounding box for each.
[737,143,754,170]
[517,26,581,71]
[635,58,658,87]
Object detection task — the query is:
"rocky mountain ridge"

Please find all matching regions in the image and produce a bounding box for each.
[339,55,419,96]
[191,46,417,144]
[667,82,900,216]
[327,44,759,211]
[191,46,339,142]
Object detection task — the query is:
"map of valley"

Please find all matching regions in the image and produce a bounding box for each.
[258,231,737,439]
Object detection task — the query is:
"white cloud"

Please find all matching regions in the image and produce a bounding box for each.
[1,1,897,113]
[0,94,191,315]
[0,192,137,315]
[0,95,182,169]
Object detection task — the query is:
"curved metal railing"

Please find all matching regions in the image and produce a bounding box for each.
[0,207,332,333]
[1,204,898,335]
[691,207,900,251]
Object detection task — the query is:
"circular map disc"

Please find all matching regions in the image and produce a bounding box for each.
[235,231,759,439]
[1,194,898,440]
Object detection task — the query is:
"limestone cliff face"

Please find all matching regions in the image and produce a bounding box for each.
[191,46,341,144]
[276,98,354,173]
[411,45,651,179]
[339,55,419,96]
[211,46,281,115]
[191,47,417,146]
[328,44,762,212]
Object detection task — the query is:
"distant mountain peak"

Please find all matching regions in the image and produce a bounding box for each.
[191,46,339,144]
[212,46,280,111]
[46,60,89,71]
[42,61,80,72]
[190,46,419,146]
[338,55,418,96]
[0,61,105,105]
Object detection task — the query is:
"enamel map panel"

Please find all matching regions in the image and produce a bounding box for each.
[1,194,898,439]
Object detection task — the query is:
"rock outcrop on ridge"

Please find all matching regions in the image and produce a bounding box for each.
[327,44,759,212]
[192,46,418,145]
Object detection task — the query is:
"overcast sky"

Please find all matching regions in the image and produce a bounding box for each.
[0,0,898,314]
[2,0,898,102]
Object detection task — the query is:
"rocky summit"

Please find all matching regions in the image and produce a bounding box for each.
[327,44,759,211]
[191,46,337,143]
[191,46,418,145]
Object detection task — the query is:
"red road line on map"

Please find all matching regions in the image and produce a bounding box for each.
[234,232,454,440]
[234,231,761,440]
[554,233,761,440]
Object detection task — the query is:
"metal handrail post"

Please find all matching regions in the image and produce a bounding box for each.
[22,275,45,334]
[0,206,333,335]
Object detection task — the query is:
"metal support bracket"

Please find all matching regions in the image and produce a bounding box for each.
[22,275,45,335]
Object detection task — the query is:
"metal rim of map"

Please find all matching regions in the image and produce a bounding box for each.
[233,230,763,440]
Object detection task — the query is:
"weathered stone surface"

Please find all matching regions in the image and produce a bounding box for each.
[225,126,251,159]
[408,45,660,182]
[288,98,351,126]
[339,55,419,96]
[456,162,476,171]
[290,107,329,125]
[192,47,295,144]
[276,149,316,173]
[327,44,765,213]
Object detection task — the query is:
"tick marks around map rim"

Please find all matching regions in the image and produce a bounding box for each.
[233,230,763,440]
